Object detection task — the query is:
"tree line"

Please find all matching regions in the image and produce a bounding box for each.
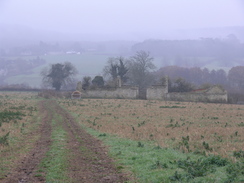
[41,50,244,101]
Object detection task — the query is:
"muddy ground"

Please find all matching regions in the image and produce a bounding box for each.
[2,100,128,183]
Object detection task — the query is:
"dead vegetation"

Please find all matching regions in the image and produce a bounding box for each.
[60,98,244,159]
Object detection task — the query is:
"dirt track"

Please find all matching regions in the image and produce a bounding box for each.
[2,100,128,183]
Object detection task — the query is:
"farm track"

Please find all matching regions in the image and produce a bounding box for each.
[58,101,128,183]
[2,100,128,183]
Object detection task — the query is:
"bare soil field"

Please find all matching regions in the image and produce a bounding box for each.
[59,98,244,159]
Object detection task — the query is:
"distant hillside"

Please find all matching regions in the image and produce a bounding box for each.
[1,24,244,45]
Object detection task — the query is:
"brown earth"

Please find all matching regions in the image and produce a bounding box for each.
[2,100,128,183]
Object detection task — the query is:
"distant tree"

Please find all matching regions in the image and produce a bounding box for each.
[118,57,129,83]
[41,62,78,91]
[92,76,104,87]
[128,50,156,98]
[215,69,227,85]
[82,76,91,90]
[228,66,244,91]
[169,77,195,92]
[103,57,118,80]
[103,56,128,83]
[199,83,213,89]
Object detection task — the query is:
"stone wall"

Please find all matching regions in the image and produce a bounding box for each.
[74,78,227,102]
[146,85,168,100]
[83,86,139,99]
[146,84,227,103]
[166,92,228,103]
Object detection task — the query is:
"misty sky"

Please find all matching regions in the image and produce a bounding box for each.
[1,0,244,35]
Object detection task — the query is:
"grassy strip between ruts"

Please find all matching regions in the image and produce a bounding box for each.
[38,114,69,183]
[81,125,244,183]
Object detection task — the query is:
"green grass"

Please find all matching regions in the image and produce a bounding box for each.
[38,115,69,183]
[81,125,244,183]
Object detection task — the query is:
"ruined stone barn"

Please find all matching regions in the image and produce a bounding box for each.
[147,84,228,103]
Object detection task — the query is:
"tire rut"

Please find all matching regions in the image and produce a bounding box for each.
[2,100,53,183]
[53,101,128,183]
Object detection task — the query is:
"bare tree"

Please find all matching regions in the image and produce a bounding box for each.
[103,56,128,83]
[128,50,156,98]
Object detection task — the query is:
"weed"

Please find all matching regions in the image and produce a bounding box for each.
[202,141,213,151]
[205,155,229,166]
[225,162,244,182]
[234,131,238,136]
[0,110,25,123]
[137,142,144,147]
[166,121,181,128]
[0,132,10,146]
[153,145,162,150]
[150,160,168,170]
[233,150,244,158]
[237,122,244,127]
[98,133,107,137]
[137,121,146,127]
[169,171,188,182]
[179,136,190,152]
[193,150,206,156]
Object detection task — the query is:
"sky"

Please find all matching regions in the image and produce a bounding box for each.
[1,0,244,34]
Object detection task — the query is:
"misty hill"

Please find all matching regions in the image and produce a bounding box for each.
[1,23,244,45]
[131,36,244,68]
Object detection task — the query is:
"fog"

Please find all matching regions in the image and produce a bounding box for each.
[1,0,244,89]
[1,0,244,41]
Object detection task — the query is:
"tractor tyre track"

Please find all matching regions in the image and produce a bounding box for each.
[2,100,53,183]
[53,101,128,183]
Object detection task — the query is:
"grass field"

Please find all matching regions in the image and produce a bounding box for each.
[1,92,243,182]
